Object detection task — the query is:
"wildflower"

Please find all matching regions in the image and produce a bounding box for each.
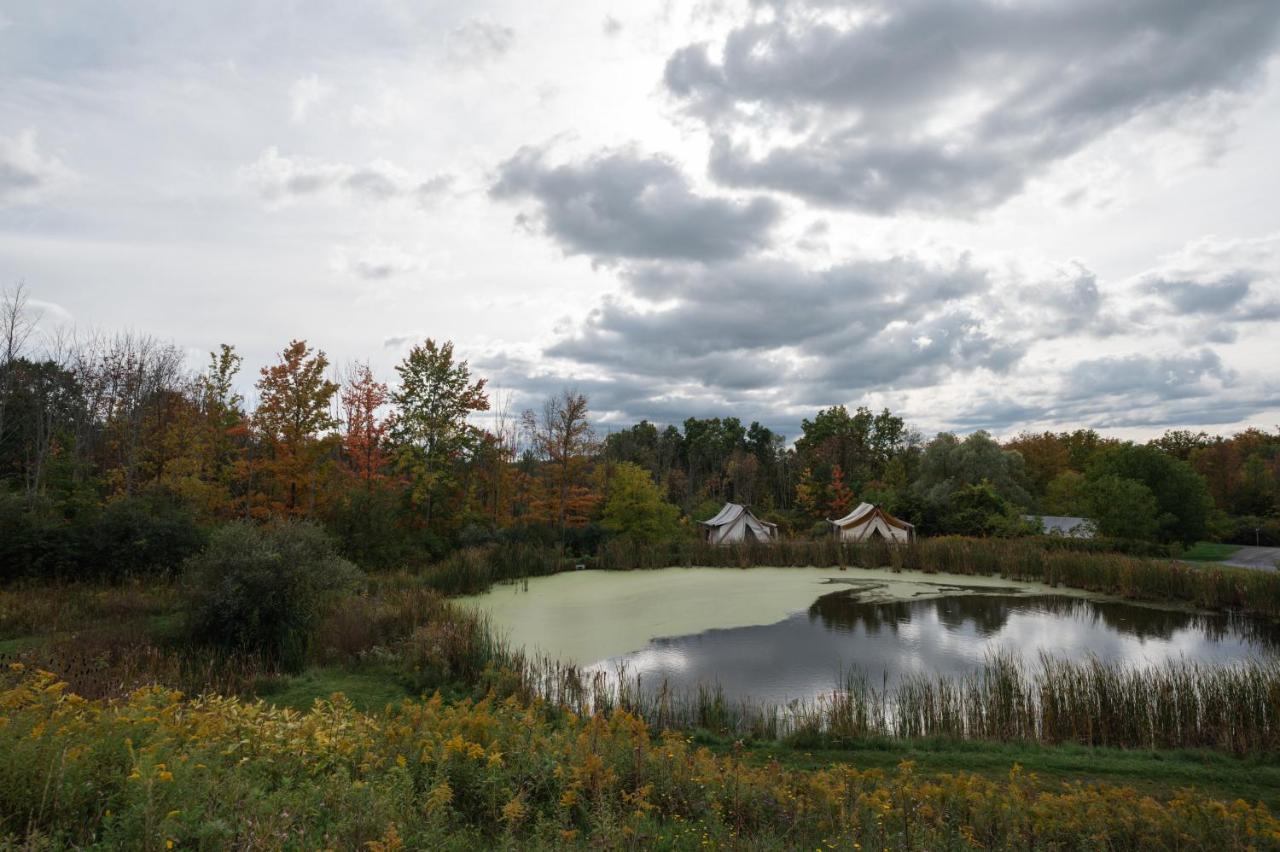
[426,781,453,815]
[501,793,527,825]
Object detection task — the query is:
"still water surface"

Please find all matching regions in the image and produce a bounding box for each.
[466,568,1280,706]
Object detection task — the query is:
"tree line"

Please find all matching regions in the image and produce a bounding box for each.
[2,284,1277,579]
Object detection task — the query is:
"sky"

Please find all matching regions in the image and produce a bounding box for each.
[2,0,1280,442]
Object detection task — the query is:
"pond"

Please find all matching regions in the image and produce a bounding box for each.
[462,567,1280,706]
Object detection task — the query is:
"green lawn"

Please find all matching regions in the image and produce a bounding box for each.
[1180,541,1241,562]
[712,735,1280,806]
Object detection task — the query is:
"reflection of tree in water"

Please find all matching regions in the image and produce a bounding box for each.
[807,591,1280,649]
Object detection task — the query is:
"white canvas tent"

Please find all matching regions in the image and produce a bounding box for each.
[830,502,915,543]
[699,502,778,545]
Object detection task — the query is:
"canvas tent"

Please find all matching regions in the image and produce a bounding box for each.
[829,502,915,543]
[699,502,778,545]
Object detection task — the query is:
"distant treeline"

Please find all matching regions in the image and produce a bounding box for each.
[1,283,1277,581]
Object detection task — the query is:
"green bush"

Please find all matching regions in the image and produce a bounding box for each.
[183,521,361,670]
[0,491,73,581]
[80,489,207,581]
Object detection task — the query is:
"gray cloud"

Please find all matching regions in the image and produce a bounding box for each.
[491,145,781,262]
[0,131,67,204]
[1062,349,1229,401]
[242,147,453,207]
[541,255,1018,418]
[667,0,1280,214]
[1131,234,1280,341]
[549,257,989,366]
[1144,273,1280,323]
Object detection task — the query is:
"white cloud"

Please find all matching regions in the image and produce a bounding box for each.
[444,17,515,68]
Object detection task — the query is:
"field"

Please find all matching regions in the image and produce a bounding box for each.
[5,539,1280,848]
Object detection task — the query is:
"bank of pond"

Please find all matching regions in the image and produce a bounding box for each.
[462,565,1280,753]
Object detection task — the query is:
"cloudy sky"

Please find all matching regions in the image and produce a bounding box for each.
[3,0,1280,440]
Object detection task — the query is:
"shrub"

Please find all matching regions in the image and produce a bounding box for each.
[183,521,361,670]
[79,489,206,581]
[323,485,414,569]
[0,491,73,582]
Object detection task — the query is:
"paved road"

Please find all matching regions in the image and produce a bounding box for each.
[1220,546,1280,571]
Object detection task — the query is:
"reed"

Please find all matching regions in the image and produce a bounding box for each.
[494,649,1280,754]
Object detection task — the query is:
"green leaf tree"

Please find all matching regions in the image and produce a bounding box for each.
[1082,474,1160,540]
[390,339,489,528]
[601,462,680,544]
[1085,443,1212,542]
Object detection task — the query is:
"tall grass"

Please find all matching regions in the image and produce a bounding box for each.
[491,648,1280,754]
[427,536,1280,618]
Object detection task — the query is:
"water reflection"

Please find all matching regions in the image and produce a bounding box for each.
[588,591,1280,706]
[808,591,1280,647]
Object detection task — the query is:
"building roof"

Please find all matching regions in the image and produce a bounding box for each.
[700,502,777,530]
[830,502,914,530]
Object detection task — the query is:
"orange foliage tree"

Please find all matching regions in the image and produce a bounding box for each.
[523,390,599,540]
[340,362,391,490]
[253,340,339,516]
[828,463,854,518]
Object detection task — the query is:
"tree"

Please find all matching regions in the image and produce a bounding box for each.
[1086,443,1212,542]
[1003,431,1071,498]
[254,340,339,515]
[942,480,1030,537]
[827,464,854,518]
[793,466,824,521]
[183,521,361,670]
[390,339,488,528]
[0,283,36,458]
[796,405,905,490]
[1043,470,1086,515]
[913,431,1033,511]
[525,389,598,542]
[1150,429,1210,461]
[601,462,680,544]
[341,362,391,489]
[1083,474,1159,540]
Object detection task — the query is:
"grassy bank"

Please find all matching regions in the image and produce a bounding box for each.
[5,665,1279,850]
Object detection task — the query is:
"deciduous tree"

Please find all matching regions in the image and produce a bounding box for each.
[390,339,488,528]
[254,340,339,516]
